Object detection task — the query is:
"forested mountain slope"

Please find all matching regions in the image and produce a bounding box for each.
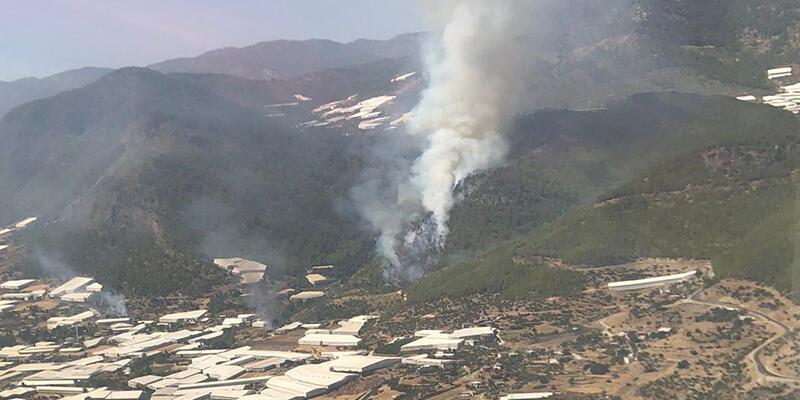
[417,93,800,299]
[0,68,369,294]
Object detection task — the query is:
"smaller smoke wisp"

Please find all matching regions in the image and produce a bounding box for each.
[92,291,128,316]
[354,0,531,281]
[27,250,128,315]
[31,251,76,281]
[181,196,288,325]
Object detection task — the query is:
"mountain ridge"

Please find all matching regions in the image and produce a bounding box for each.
[0,67,111,117]
[149,33,424,81]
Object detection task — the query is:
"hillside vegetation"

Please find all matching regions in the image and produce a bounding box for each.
[410,246,584,302]
[519,99,800,292]
[0,68,371,295]
[446,93,791,252]
[420,93,800,297]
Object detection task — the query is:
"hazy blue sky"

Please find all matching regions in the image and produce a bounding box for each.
[0,0,426,81]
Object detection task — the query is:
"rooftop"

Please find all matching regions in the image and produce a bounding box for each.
[289,291,324,301]
[159,310,207,324]
[0,279,35,290]
[50,277,96,297]
[607,270,697,291]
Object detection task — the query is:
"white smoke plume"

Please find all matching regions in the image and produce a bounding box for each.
[354,0,531,281]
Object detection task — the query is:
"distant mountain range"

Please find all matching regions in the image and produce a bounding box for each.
[0,34,423,120]
[149,33,424,80]
[0,67,111,117]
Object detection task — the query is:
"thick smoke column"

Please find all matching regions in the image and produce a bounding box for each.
[410,0,527,237]
[354,0,530,281]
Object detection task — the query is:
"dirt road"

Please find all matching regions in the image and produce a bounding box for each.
[677,288,800,384]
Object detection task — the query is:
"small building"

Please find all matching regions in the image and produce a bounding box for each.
[0,387,36,398]
[289,291,324,301]
[202,365,245,381]
[242,358,286,372]
[0,300,16,313]
[110,323,136,332]
[34,386,87,396]
[499,393,555,400]
[129,375,163,389]
[391,72,417,83]
[14,217,37,229]
[97,317,132,325]
[326,355,399,374]
[264,375,328,398]
[284,363,356,390]
[239,273,264,285]
[451,326,496,340]
[219,317,244,327]
[86,282,104,293]
[332,317,373,335]
[320,350,368,359]
[768,67,793,79]
[414,329,444,337]
[159,310,207,324]
[332,322,363,335]
[107,390,145,400]
[400,334,463,353]
[298,334,361,347]
[276,288,296,299]
[607,271,697,291]
[61,292,95,303]
[213,258,266,284]
[0,279,35,291]
[47,310,98,330]
[305,274,328,286]
[401,354,459,369]
[2,290,45,301]
[275,322,303,333]
[50,277,96,298]
[651,327,674,339]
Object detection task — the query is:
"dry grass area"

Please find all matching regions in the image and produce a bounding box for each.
[762,334,800,379]
[240,328,306,352]
[704,279,800,330]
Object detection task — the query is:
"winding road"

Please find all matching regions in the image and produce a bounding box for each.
[676,288,800,383]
